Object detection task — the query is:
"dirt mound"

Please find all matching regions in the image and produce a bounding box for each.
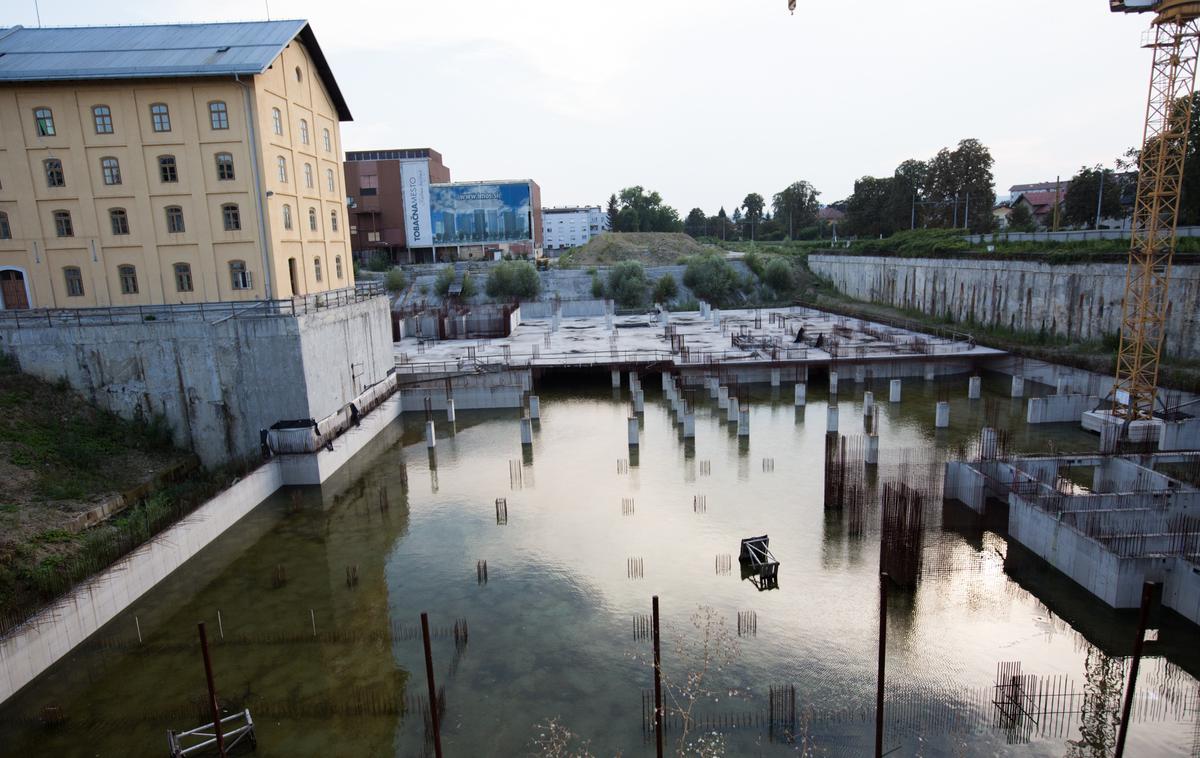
[565,233,723,266]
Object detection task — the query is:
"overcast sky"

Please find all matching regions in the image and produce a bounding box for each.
[10,0,1156,212]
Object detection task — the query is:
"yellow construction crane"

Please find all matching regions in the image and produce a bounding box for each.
[1109,1,1200,423]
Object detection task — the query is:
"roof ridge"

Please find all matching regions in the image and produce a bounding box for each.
[0,19,305,31]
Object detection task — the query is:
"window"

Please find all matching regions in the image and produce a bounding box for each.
[165,205,185,234]
[323,128,331,153]
[0,211,10,239]
[272,107,283,136]
[215,152,235,181]
[366,230,380,242]
[230,260,252,290]
[313,256,322,282]
[101,157,122,185]
[158,155,178,183]
[360,174,378,196]
[335,255,344,279]
[299,119,309,145]
[109,208,129,235]
[118,264,138,294]
[64,267,84,297]
[277,156,288,182]
[150,103,171,132]
[282,204,293,230]
[93,105,113,134]
[34,107,55,137]
[330,210,339,232]
[304,163,313,189]
[53,210,73,237]
[308,207,317,232]
[222,203,241,231]
[326,168,335,192]
[174,262,193,292]
[209,101,229,130]
[44,159,65,188]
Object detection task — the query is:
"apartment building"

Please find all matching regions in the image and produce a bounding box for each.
[0,20,354,309]
[542,205,608,251]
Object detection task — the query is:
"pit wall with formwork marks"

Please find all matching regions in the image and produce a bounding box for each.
[808,254,1200,356]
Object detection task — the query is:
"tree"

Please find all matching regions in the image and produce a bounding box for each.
[1117,92,1200,227]
[606,193,619,231]
[683,253,741,307]
[886,159,928,231]
[844,176,895,238]
[741,193,765,241]
[771,180,821,239]
[1063,166,1122,228]
[709,207,733,241]
[485,260,541,299]
[1008,202,1036,232]
[614,186,684,233]
[615,205,640,233]
[923,138,996,232]
[684,207,708,237]
[607,261,649,308]
[652,273,678,303]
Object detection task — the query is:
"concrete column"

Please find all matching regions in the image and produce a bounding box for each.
[727,398,740,423]
[968,375,982,400]
[633,389,645,414]
[863,391,875,417]
[794,383,807,407]
[709,377,719,399]
[854,365,865,384]
[889,379,902,403]
[827,404,839,433]
[980,427,997,459]
[737,407,749,437]
[771,368,781,387]
[924,364,936,381]
[446,399,456,423]
[606,311,614,330]
[612,369,621,389]
[712,309,720,326]
[683,413,696,438]
[935,401,950,428]
[661,372,670,391]
[425,420,437,448]
[628,416,640,446]
[552,313,560,332]
[520,416,534,445]
[718,386,730,410]
[866,434,879,465]
[628,371,639,390]
[528,395,541,420]
[829,371,839,395]
[1011,376,1025,398]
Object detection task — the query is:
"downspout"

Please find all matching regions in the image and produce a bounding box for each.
[234,74,275,299]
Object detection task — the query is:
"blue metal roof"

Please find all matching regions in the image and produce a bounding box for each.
[0,20,351,120]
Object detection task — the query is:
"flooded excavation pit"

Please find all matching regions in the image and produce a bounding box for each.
[2,370,1198,755]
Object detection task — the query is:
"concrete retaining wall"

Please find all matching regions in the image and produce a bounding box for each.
[1160,417,1200,451]
[809,255,1200,357]
[944,460,986,513]
[1009,492,1123,606]
[1026,394,1099,424]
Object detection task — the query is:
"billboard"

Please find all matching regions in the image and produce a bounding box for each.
[430,182,532,245]
[400,159,433,248]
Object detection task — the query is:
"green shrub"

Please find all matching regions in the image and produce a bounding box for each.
[652,274,678,304]
[485,261,541,299]
[434,266,455,297]
[364,251,392,271]
[591,274,605,299]
[744,250,766,279]
[607,261,649,308]
[683,253,741,307]
[384,269,407,293]
[763,258,794,293]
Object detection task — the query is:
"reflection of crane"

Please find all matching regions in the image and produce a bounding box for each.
[1108,1,1199,423]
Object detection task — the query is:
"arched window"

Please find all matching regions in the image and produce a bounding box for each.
[304,163,313,188]
[208,101,229,130]
[330,210,339,232]
[229,260,252,290]
[149,103,171,132]
[323,128,331,153]
[44,159,65,187]
[118,264,138,294]
[308,207,317,232]
[326,168,335,192]
[100,157,122,185]
[63,266,84,297]
[92,105,113,134]
[335,255,344,280]
[34,107,55,136]
[277,156,288,182]
[158,155,178,183]
[313,256,322,282]
[109,208,129,235]
[165,205,185,234]
[0,211,11,239]
[282,204,293,230]
[174,263,193,292]
[53,210,73,237]
[215,152,235,180]
[299,119,309,145]
[271,107,283,136]
[222,203,241,231]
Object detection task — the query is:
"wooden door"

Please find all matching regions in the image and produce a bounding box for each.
[0,270,28,309]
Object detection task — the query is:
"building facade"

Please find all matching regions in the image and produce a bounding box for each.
[542,205,607,251]
[345,148,451,264]
[0,20,354,309]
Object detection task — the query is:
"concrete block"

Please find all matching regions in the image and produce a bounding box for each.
[683,413,696,438]
[628,416,639,446]
[718,386,730,410]
[925,364,936,381]
[863,391,874,417]
[827,404,839,433]
[795,383,807,407]
[528,395,541,419]
[968,375,982,400]
[935,401,950,428]
[520,417,533,445]
[612,369,621,388]
[737,408,749,437]
[866,434,879,465]
[771,368,781,387]
[633,389,645,414]
[889,379,902,403]
[1011,376,1025,398]
[829,371,839,395]
[446,399,456,423]
[425,420,437,448]
[1160,417,1200,451]
[727,398,739,423]
[854,365,865,384]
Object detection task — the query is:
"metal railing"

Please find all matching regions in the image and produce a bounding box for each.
[0,281,384,329]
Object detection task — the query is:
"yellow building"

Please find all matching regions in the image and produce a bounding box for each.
[0,20,354,309]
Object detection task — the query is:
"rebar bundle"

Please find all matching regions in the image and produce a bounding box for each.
[880,481,925,588]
